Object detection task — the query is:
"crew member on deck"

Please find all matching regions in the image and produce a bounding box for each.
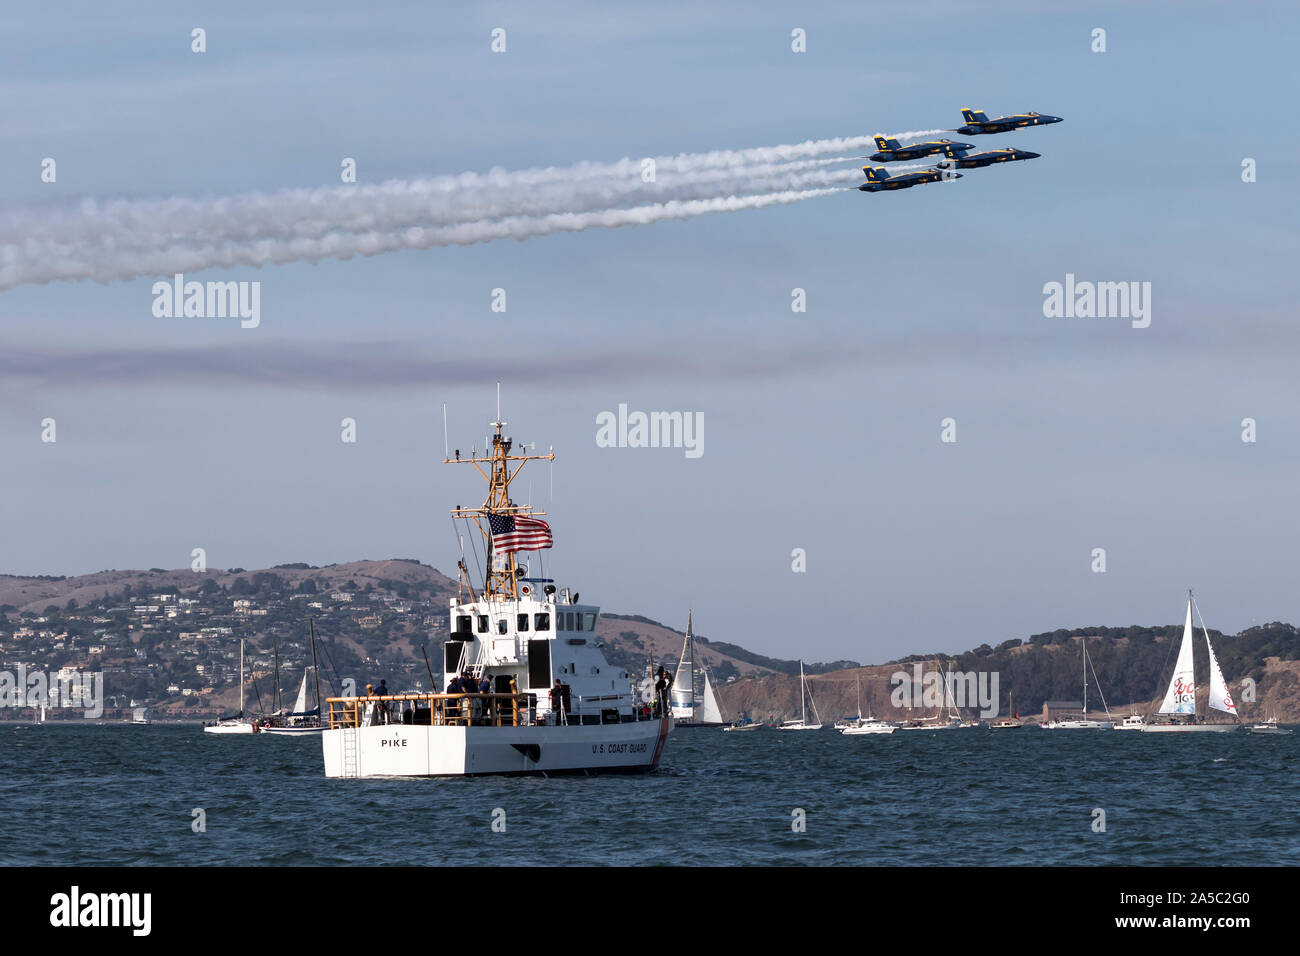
[550,679,564,725]
[654,668,670,717]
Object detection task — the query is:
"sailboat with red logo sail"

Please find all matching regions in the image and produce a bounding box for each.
[1141,591,1240,733]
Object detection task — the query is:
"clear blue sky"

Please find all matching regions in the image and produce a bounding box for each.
[2,1,1297,662]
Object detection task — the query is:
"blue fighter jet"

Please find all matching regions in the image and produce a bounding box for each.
[869,135,973,163]
[955,108,1063,135]
[935,144,1041,169]
[857,165,959,192]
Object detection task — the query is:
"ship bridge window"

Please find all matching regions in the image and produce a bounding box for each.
[534,613,550,631]
[456,615,472,635]
[567,612,576,631]
[497,619,508,635]
[582,612,597,631]
[477,615,488,634]
[517,614,529,632]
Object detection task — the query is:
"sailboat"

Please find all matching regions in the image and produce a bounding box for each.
[261,670,324,735]
[898,659,961,731]
[990,692,1022,729]
[1042,638,1114,729]
[262,622,326,736]
[838,676,896,734]
[777,661,823,730]
[669,611,723,726]
[834,676,866,730]
[1141,591,1239,733]
[203,638,259,734]
[701,662,758,731]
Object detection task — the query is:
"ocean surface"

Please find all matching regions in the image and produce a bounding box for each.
[3,722,1297,866]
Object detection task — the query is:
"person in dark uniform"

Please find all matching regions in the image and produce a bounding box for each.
[560,682,572,723]
[479,675,493,723]
[549,679,564,725]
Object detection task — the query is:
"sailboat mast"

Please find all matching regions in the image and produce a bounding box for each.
[1082,639,1088,716]
[239,639,245,715]
[933,659,941,720]
[310,618,322,712]
[686,610,695,709]
[1190,590,1199,719]
[800,661,807,725]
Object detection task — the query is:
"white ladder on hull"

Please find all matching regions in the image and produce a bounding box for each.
[341,727,359,778]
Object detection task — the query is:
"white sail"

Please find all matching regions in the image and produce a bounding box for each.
[697,671,723,724]
[670,611,695,712]
[292,671,311,713]
[1158,599,1197,714]
[1205,635,1237,715]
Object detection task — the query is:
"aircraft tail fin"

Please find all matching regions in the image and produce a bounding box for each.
[961,108,988,124]
[862,166,890,182]
[873,135,901,151]
[938,143,966,159]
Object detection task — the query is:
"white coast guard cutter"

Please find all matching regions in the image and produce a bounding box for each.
[321,405,673,777]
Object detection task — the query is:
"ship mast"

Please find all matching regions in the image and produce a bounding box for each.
[445,409,554,602]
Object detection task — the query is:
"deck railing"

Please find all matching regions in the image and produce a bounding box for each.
[327,692,659,729]
[327,692,538,729]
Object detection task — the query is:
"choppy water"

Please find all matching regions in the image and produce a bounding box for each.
[3,723,1297,866]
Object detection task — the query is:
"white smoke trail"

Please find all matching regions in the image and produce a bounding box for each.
[6,155,861,250]
[4,190,839,288]
[0,128,945,290]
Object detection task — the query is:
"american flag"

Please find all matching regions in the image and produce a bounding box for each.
[488,513,553,553]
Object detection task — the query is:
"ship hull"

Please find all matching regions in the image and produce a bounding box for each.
[1139,722,1239,733]
[261,725,324,736]
[203,721,257,734]
[322,716,671,778]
